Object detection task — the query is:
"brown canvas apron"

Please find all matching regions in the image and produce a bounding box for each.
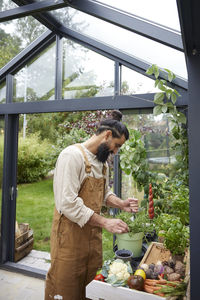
[45,144,106,300]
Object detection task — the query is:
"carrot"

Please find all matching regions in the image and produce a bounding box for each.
[144,285,162,291]
[145,279,167,285]
[144,285,154,294]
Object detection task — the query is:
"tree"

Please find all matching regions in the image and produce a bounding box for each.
[0,28,22,69]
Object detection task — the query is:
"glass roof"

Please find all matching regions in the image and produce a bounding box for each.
[94,0,181,31]
[51,7,187,79]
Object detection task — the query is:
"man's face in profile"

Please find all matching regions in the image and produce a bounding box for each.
[96,142,113,163]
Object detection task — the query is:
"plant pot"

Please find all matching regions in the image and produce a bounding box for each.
[115,249,133,262]
[116,232,144,258]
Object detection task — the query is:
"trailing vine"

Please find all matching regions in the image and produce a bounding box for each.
[146,65,188,185]
[120,64,189,201]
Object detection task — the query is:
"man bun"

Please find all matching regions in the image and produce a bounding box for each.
[111,110,122,122]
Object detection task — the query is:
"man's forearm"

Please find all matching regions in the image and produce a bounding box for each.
[105,194,123,209]
[88,212,107,228]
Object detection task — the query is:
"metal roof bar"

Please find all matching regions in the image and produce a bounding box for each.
[0,93,188,114]
[11,0,64,33]
[0,0,67,23]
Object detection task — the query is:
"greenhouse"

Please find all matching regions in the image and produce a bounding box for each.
[0,0,198,299]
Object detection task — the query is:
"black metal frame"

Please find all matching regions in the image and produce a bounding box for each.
[1,1,199,298]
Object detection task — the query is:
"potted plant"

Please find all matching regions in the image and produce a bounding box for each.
[116,209,154,258]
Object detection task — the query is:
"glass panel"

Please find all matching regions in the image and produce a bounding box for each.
[62,39,114,99]
[13,42,56,102]
[0,0,17,11]
[121,66,159,95]
[121,112,176,201]
[0,16,46,69]
[0,82,6,103]
[55,7,187,79]
[94,0,180,31]
[0,116,4,261]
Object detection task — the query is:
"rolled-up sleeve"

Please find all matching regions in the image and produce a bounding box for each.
[104,163,116,205]
[54,149,94,227]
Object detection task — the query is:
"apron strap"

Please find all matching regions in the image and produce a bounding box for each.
[75,144,91,174]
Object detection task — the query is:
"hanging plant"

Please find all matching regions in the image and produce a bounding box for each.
[146,64,188,185]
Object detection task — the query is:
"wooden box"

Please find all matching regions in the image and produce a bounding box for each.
[86,280,166,300]
[140,242,171,266]
[14,225,34,262]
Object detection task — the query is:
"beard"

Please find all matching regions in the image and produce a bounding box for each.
[96,142,113,163]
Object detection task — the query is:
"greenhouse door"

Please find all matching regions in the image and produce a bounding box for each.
[1,115,19,264]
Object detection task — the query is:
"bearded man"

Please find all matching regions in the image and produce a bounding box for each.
[45,110,138,300]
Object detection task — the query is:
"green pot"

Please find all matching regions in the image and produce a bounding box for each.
[116,232,144,258]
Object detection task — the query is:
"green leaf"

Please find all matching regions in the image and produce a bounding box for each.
[177,112,187,124]
[155,79,160,87]
[162,104,168,113]
[155,68,159,79]
[153,105,163,116]
[146,67,153,75]
[158,81,167,92]
[171,93,177,104]
[154,92,165,103]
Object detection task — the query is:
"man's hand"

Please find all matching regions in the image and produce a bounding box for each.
[104,218,129,234]
[88,213,129,234]
[121,197,139,213]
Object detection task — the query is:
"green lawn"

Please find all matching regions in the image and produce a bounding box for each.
[16,178,114,260]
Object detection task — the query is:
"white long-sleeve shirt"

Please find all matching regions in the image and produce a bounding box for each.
[53,143,115,227]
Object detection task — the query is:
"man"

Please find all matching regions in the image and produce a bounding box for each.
[45,110,138,300]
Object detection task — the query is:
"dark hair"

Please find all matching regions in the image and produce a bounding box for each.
[96,110,129,140]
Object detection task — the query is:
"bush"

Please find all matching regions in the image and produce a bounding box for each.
[17,134,55,183]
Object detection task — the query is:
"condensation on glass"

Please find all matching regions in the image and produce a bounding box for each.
[62,39,114,99]
[0,82,6,103]
[121,66,159,95]
[121,112,176,201]
[54,7,187,80]
[13,42,56,102]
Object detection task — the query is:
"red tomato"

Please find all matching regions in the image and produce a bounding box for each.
[94,274,105,281]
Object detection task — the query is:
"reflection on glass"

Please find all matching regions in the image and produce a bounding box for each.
[121,112,175,201]
[13,42,56,102]
[62,39,114,99]
[0,82,6,103]
[121,66,159,95]
[55,7,187,79]
[95,0,180,31]
[0,116,4,260]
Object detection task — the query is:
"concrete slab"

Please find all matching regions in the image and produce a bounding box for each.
[0,269,45,300]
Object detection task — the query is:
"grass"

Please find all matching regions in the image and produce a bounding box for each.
[16,178,115,261]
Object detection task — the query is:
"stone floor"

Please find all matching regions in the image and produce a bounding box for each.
[16,249,51,271]
[0,250,50,300]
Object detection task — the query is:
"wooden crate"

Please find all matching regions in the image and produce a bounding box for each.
[139,242,171,266]
[14,228,34,262]
[86,280,166,300]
